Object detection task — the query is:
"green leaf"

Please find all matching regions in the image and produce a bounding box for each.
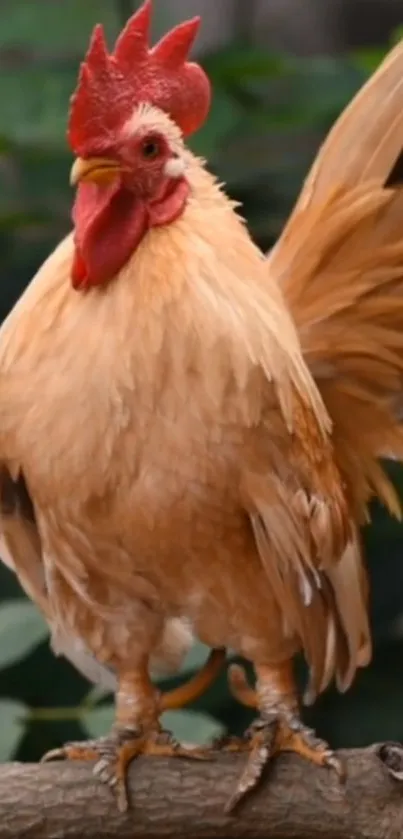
[161,710,225,745]
[0,67,75,145]
[0,700,26,760]
[169,641,236,679]
[310,641,403,749]
[203,45,288,87]
[189,89,244,160]
[0,600,48,670]
[178,641,212,674]
[83,705,225,746]
[0,1,120,52]
[282,56,366,128]
[351,47,388,75]
[83,683,113,708]
[391,26,403,47]
[83,705,114,739]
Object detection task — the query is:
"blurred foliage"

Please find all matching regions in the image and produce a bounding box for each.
[0,0,403,765]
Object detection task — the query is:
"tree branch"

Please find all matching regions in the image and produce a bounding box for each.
[1,745,403,839]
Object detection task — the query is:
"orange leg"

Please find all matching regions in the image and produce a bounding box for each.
[218,660,345,813]
[42,649,225,812]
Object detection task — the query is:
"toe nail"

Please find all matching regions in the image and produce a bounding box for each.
[41,749,62,763]
[98,768,112,783]
[94,759,109,776]
[117,793,129,813]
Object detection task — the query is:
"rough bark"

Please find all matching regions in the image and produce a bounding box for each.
[0,744,403,839]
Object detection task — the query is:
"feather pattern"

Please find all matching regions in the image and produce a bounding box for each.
[263,40,403,696]
[0,145,344,694]
[269,39,403,523]
[0,466,193,685]
[7,56,403,700]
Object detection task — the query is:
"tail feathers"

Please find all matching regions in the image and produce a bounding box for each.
[322,535,371,690]
[264,44,403,697]
[249,480,370,701]
[268,39,403,522]
[272,183,403,521]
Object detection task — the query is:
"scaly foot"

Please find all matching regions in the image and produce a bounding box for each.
[42,726,210,812]
[41,650,225,812]
[217,661,345,813]
[217,713,345,813]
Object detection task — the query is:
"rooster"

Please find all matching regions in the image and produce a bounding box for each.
[1,0,403,814]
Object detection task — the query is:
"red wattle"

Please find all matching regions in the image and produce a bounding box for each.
[71,176,189,289]
[71,247,89,290]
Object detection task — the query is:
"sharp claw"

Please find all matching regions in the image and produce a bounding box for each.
[40,748,65,763]
[41,740,101,764]
[94,763,113,784]
[41,728,216,811]
[93,757,109,775]
[325,752,346,781]
[224,789,245,815]
[117,787,129,814]
[225,742,270,814]
[222,714,342,813]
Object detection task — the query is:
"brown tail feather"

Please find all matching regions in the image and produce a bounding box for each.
[265,41,403,695]
[269,36,403,521]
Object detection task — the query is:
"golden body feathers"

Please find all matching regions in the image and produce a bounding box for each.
[2,41,403,703]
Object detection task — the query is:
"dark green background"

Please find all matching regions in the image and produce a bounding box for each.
[0,1,402,762]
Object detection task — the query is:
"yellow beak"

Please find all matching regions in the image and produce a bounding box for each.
[70,157,123,187]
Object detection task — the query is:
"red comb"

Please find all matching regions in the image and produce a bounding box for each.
[68,0,211,156]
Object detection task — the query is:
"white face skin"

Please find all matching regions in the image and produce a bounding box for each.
[120,103,188,184]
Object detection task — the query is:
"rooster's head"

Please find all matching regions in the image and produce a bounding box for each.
[67,0,210,289]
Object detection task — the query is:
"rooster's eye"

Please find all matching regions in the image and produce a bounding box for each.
[141,138,161,159]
